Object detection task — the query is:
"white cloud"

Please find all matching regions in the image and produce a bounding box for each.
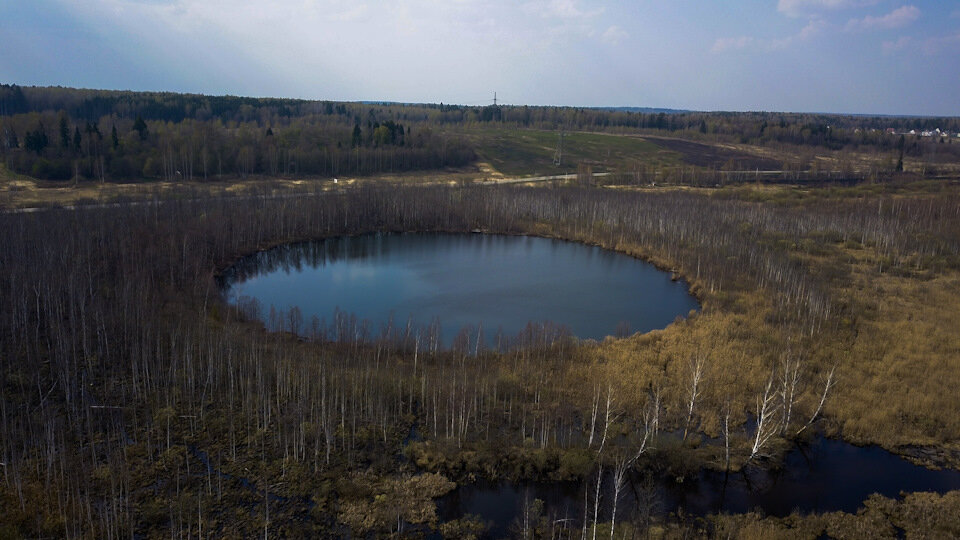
[325,3,369,22]
[512,0,612,47]
[921,33,960,55]
[881,36,911,53]
[770,18,825,48]
[845,5,920,32]
[871,27,960,58]
[49,0,632,103]
[521,0,603,19]
[713,18,824,53]
[601,25,628,44]
[711,36,755,54]
[777,0,877,17]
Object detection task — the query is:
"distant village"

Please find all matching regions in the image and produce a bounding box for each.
[877,127,959,138]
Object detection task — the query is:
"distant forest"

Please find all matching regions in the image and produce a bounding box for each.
[1,84,958,181]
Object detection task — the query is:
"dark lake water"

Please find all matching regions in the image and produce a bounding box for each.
[438,437,960,536]
[222,233,699,346]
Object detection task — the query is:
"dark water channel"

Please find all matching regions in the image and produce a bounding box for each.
[438,437,960,537]
[222,233,700,346]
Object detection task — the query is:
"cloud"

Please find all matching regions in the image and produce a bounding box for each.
[845,5,920,32]
[777,0,877,17]
[714,18,824,53]
[771,18,825,48]
[921,33,960,55]
[878,32,960,56]
[326,3,369,22]
[881,36,911,53]
[601,25,628,44]
[711,36,755,54]
[513,0,610,46]
[521,0,603,19]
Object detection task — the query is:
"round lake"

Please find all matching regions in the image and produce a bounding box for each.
[222,233,700,346]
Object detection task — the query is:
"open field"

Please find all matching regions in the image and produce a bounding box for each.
[8,128,957,213]
[643,135,783,170]
[466,127,682,176]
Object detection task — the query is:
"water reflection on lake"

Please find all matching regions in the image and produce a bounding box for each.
[222,233,700,347]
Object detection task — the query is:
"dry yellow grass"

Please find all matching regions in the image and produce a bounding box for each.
[830,262,960,453]
[0,163,493,209]
[710,490,960,539]
[537,189,960,467]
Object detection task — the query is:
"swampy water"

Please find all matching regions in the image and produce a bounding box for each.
[437,437,960,536]
[222,233,699,346]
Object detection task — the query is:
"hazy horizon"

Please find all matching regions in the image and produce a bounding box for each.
[2,1,958,117]
[5,82,959,119]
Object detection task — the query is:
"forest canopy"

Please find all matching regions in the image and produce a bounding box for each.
[2,84,958,182]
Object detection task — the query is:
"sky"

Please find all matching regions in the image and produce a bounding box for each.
[1,0,958,115]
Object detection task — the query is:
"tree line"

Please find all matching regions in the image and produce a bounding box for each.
[3,84,958,183]
[0,86,475,181]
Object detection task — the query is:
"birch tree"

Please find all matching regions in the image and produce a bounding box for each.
[748,370,781,464]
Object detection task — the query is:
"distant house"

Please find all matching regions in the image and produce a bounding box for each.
[886,128,896,134]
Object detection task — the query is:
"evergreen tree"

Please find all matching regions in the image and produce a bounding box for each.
[24,122,48,153]
[133,115,148,140]
[351,124,363,148]
[59,115,70,148]
[0,84,28,116]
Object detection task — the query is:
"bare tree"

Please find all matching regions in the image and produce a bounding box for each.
[748,370,781,464]
[609,402,654,539]
[722,400,732,473]
[683,351,708,441]
[795,365,837,437]
[779,352,803,436]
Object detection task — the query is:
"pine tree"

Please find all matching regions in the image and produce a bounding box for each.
[351,124,363,148]
[133,115,148,140]
[24,122,49,153]
[59,115,70,148]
